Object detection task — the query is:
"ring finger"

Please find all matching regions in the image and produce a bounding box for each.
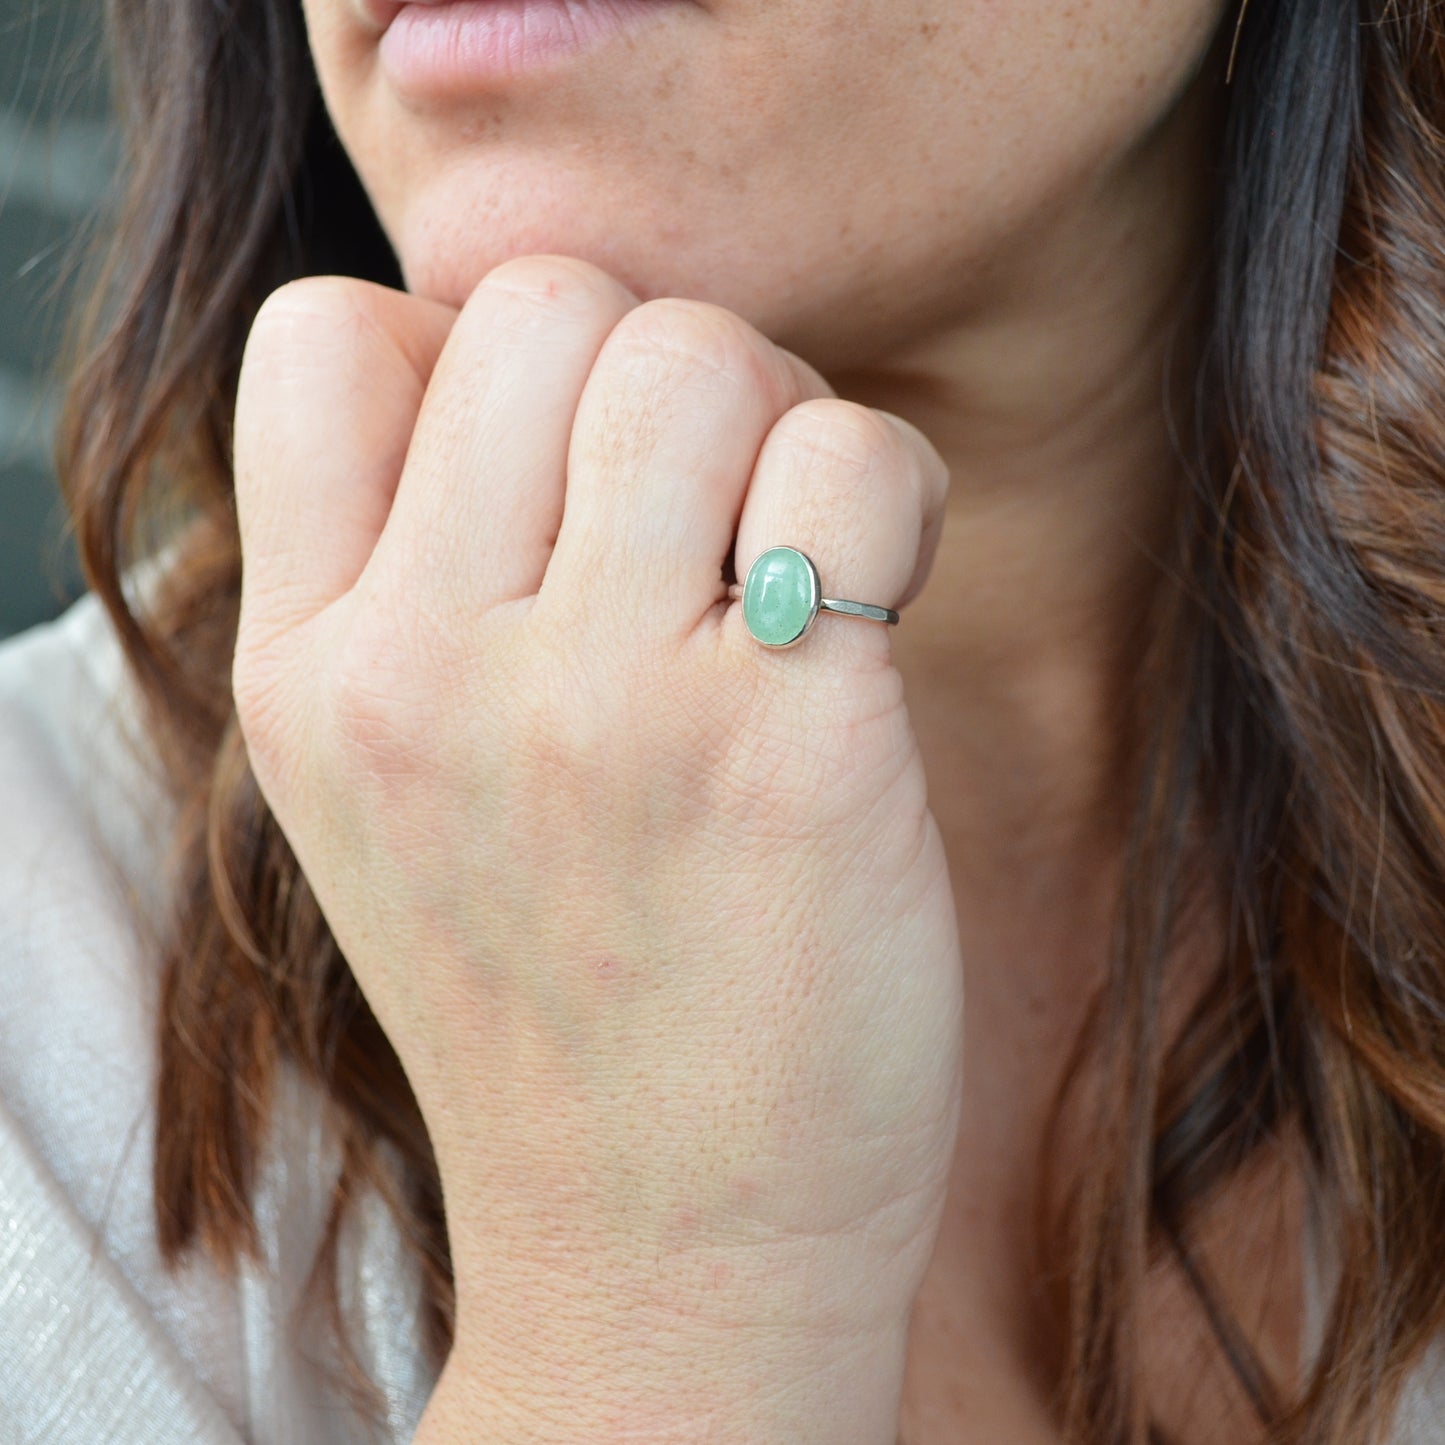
[729,398,951,673]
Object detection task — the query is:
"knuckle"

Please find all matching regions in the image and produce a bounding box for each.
[476,253,633,319]
[876,406,952,497]
[241,279,406,408]
[773,398,904,487]
[249,275,380,352]
[604,297,767,388]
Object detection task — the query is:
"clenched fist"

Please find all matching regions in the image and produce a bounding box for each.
[231,254,963,1443]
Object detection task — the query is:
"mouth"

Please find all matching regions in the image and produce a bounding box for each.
[365,0,688,95]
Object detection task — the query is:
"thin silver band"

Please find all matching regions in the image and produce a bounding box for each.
[816,596,900,626]
[725,582,899,626]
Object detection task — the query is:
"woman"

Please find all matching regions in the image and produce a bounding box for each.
[2,0,1442,1439]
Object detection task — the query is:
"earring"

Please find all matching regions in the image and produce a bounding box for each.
[1225,0,1253,85]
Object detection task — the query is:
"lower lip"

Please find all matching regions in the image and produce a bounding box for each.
[379,0,679,93]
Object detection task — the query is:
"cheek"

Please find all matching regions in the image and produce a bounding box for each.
[768,0,1231,299]
[853,0,1230,195]
[674,0,1233,340]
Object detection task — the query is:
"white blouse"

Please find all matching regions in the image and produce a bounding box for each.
[1,563,1443,1444]
[0,564,437,1444]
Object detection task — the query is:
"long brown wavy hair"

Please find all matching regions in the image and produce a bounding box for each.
[42,0,1445,1439]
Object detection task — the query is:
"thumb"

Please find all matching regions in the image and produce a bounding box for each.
[232,275,458,660]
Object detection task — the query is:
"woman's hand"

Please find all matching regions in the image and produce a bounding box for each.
[230,255,963,1444]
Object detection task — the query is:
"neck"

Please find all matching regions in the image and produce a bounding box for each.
[823,55,1224,886]
[820,68,1236,1411]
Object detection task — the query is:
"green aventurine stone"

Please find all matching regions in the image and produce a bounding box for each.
[742,546,819,647]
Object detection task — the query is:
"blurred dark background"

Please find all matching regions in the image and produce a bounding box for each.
[1,0,116,640]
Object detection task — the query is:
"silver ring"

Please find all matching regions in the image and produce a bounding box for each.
[725,545,900,649]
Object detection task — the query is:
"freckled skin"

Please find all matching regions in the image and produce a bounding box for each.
[301,0,1231,374]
